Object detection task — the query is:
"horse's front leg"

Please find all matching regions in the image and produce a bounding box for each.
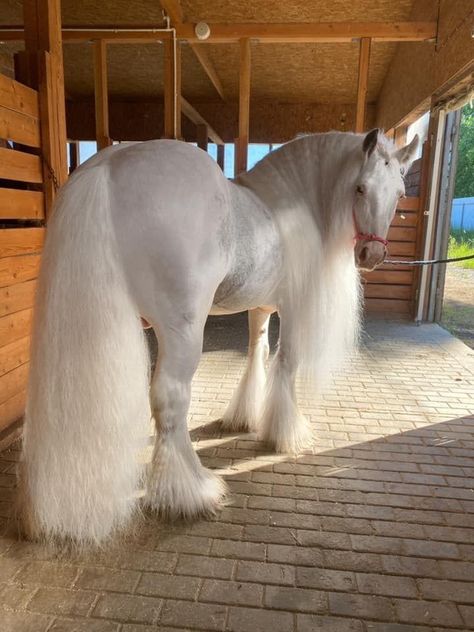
[221,307,273,432]
[146,315,226,518]
[260,315,312,454]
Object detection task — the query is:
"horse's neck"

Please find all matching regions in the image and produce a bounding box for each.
[238,133,360,242]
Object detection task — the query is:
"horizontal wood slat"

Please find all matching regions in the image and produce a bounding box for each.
[397,196,420,211]
[0,335,30,377]
[387,226,417,242]
[0,188,44,220]
[0,363,29,406]
[0,73,39,119]
[365,298,412,314]
[0,105,41,147]
[0,389,26,432]
[0,228,44,258]
[0,308,33,346]
[364,283,412,300]
[362,270,413,285]
[392,212,418,227]
[386,241,416,257]
[0,279,37,318]
[0,147,42,183]
[0,254,41,288]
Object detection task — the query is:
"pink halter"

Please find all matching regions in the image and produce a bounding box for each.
[352,209,388,247]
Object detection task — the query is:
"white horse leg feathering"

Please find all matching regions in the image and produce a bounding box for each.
[221,307,273,432]
[20,131,419,545]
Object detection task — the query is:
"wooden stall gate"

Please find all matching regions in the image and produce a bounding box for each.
[0,72,45,442]
[363,196,421,316]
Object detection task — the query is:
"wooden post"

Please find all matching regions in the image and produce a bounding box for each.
[236,38,251,174]
[94,40,112,149]
[217,144,225,171]
[163,38,181,139]
[394,125,408,147]
[355,37,371,133]
[69,141,80,173]
[20,0,68,215]
[196,124,208,152]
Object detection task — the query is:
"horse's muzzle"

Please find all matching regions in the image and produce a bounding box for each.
[354,240,386,271]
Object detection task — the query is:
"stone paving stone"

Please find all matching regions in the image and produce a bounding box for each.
[15,561,79,588]
[297,614,364,632]
[175,553,234,579]
[226,606,294,632]
[264,585,327,613]
[1,608,52,632]
[93,593,162,624]
[26,586,97,617]
[48,618,120,631]
[160,599,227,630]
[136,572,201,600]
[200,579,263,607]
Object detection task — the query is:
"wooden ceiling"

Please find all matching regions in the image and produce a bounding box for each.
[0,0,421,105]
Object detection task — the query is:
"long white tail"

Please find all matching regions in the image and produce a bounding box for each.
[20,163,151,546]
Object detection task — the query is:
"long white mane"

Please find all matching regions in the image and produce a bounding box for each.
[238,132,370,387]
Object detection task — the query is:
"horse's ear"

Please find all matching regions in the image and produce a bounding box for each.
[394,135,419,174]
[362,128,379,157]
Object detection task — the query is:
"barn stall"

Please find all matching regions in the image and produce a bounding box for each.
[0,1,473,631]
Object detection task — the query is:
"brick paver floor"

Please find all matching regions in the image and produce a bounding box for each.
[1,315,474,632]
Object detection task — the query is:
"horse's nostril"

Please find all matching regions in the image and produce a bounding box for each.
[359,247,369,265]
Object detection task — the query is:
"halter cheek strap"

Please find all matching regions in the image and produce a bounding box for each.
[352,209,388,247]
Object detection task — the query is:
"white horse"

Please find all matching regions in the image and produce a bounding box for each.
[19,129,418,545]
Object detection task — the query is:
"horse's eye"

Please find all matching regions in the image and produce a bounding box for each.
[385,160,389,166]
[356,185,364,195]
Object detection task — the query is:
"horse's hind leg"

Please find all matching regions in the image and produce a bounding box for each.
[259,314,312,454]
[221,307,273,432]
[146,312,226,518]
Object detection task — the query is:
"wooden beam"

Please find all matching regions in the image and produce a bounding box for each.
[196,124,208,151]
[159,0,183,26]
[175,22,436,43]
[236,38,251,175]
[180,96,224,145]
[163,38,181,138]
[217,144,225,171]
[68,141,80,172]
[93,40,112,149]
[355,37,371,133]
[0,22,437,44]
[19,0,68,215]
[189,44,225,100]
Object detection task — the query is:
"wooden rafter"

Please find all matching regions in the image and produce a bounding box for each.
[0,22,437,44]
[159,0,183,26]
[189,44,225,100]
[180,97,223,145]
[163,38,181,138]
[93,40,112,149]
[236,38,251,175]
[355,37,371,133]
[159,0,225,101]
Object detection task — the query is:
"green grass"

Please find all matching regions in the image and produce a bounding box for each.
[447,230,474,269]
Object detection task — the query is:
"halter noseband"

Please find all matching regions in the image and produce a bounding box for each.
[352,209,388,247]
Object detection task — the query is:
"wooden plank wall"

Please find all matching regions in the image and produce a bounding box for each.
[0,72,44,434]
[363,194,421,317]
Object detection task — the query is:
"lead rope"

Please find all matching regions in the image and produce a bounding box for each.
[384,254,474,266]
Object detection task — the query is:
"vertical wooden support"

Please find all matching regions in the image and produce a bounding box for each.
[163,37,181,139]
[69,141,80,173]
[394,125,408,147]
[236,38,251,175]
[217,144,225,171]
[94,40,112,150]
[355,37,371,133]
[196,124,208,151]
[20,0,68,216]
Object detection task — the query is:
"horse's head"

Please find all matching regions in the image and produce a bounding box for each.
[353,128,419,271]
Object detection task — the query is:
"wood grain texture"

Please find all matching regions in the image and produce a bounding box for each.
[0,105,41,147]
[0,72,39,118]
[0,228,44,258]
[0,308,33,346]
[0,147,43,183]
[0,189,44,220]
[0,254,41,288]
[0,388,26,431]
[0,279,37,318]
[0,363,29,406]
[0,335,30,378]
